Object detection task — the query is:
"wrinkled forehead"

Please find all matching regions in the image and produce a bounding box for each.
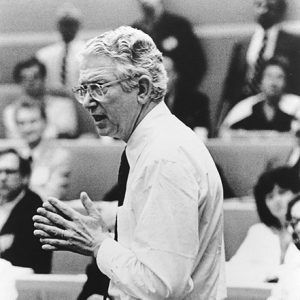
[78,54,120,83]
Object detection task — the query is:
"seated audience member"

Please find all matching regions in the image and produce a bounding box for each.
[285,110,300,174]
[0,148,52,273]
[219,57,300,136]
[267,195,300,300]
[163,55,210,138]
[36,3,84,92]
[13,98,72,201]
[286,195,300,251]
[218,0,300,127]
[227,167,300,282]
[3,57,78,139]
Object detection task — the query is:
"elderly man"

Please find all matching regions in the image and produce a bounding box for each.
[33,26,225,300]
[0,148,52,273]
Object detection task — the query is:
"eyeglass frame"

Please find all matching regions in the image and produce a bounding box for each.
[288,217,300,229]
[72,77,133,104]
[0,168,20,176]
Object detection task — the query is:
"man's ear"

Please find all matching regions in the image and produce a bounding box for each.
[137,75,152,105]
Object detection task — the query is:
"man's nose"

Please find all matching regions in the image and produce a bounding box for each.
[82,92,96,109]
[295,221,300,233]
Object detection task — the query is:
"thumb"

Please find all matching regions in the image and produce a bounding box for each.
[80,191,98,216]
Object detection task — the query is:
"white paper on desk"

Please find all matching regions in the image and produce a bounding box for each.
[0,258,18,300]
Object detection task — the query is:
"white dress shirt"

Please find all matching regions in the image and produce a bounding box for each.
[227,223,295,283]
[268,243,300,300]
[97,102,225,299]
[247,25,280,67]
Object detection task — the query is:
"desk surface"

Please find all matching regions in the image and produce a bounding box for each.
[15,273,273,300]
[16,274,87,300]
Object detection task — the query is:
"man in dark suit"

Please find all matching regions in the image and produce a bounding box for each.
[218,0,300,129]
[0,148,52,273]
[132,0,207,93]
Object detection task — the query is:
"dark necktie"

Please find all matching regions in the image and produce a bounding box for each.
[114,149,130,241]
[248,31,268,94]
[104,149,129,300]
[78,149,130,300]
[60,43,69,86]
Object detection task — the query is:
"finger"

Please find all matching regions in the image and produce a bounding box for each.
[34,222,67,239]
[36,207,70,229]
[32,215,54,226]
[80,192,99,217]
[41,244,60,251]
[47,197,76,220]
[40,238,72,251]
[43,201,59,213]
[34,229,52,238]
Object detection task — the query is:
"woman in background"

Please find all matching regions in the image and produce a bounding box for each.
[227,166,300,282]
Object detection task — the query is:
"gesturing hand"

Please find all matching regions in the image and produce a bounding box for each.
[33,192,111,257]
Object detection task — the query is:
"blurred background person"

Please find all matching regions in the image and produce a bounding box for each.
[163,55,210,138]
[267,195,300,300]
[36,3,84,93]
[3,57,78,139]
[13,98,72,201]
[0,148,52,273]
[287,195,300,251]
[133,0,207,94]
[285,110,300,176]
[218,0,300,129]
[219,56,300,136]
[227,166,300,283]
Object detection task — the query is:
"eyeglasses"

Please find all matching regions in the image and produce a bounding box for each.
[0,169,19,176]
[289,217,300,229]
[72,77,131,104]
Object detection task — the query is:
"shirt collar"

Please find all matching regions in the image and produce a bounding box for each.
[126,101,171,168]
[0,189,25,209]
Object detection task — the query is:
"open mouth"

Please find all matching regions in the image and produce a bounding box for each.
[92,114,107,122]
[295,130,300,138]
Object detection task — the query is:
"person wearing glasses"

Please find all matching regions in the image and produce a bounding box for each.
[227,166,300,283]
[287,195,300,251]
[0,148,52,273]
[33,26,226,300]
[267,195,300,299]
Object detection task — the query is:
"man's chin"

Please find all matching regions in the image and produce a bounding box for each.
[96,127,115,139]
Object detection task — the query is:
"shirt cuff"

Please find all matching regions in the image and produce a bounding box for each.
[96,238,127,280]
